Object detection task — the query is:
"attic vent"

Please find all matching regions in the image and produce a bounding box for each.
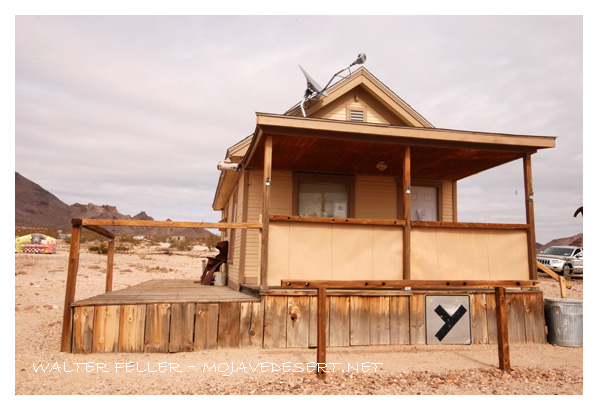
[349,109,365,122]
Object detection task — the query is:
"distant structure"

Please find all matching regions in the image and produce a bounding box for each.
[15,233,57,253]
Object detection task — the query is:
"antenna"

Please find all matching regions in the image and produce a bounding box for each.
[299,66,329,98]
[298,53,367,117]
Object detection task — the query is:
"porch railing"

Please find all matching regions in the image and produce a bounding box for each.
[267,215,532,287]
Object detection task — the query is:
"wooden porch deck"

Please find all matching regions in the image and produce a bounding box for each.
[72,279,259,306]
[67,279,546,354]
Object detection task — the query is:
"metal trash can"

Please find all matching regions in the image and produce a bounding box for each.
[544,298,583,347]
[213,272,227,286]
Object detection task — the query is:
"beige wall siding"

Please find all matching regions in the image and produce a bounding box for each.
[441,180,454,222]
[243,170,294,284]
[355,176,397,219]
[243,171,263,284]
[320,94,390,124]
[271,171,293,214]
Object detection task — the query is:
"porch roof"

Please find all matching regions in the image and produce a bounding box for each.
[243,113,556,180]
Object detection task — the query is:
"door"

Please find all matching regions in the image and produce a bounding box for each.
[411,186,438,221]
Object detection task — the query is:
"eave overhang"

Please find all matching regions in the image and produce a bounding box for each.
[242,113,555,181]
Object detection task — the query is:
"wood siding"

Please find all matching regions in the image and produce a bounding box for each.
[69,290,545,353]
[355,176,397,219]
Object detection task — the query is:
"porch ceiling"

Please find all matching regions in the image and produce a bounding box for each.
[247,133,535,181]
[244,114,555,181]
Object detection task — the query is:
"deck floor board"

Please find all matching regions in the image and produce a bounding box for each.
[72,280,260,306]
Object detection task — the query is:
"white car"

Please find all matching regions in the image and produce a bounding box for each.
[537,246,583,276]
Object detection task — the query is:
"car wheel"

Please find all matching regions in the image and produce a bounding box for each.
[562,265,572,276]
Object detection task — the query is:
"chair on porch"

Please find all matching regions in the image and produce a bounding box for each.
[198,241,228,285]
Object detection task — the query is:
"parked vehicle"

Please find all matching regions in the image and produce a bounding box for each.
[537,246,583,276]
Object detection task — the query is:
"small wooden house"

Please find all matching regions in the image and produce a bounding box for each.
[211,66,555,346]
[62,66,556,354]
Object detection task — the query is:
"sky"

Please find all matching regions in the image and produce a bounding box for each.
[12,12,587,245]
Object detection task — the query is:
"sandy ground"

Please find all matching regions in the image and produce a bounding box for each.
[13,240,586,398]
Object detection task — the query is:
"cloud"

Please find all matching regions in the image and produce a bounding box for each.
[15,15,583,243]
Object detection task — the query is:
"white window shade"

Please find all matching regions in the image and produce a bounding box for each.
[298,182,348,217]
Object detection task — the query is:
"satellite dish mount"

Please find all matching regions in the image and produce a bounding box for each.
[299,53,367,117]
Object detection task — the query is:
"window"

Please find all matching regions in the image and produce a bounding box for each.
[293,173,355,218]
[298,182,348,217]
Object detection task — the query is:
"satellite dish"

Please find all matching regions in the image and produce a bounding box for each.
[298,53,366,117]
[299,65,329,98]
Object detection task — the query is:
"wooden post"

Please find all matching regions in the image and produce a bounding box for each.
[106,238,115,292]
[402,146,411,280]
[495,287,511,373]
[317,287,327,380]
[60,220,82,352]
[260,135,273,289]
[523,154,538,281]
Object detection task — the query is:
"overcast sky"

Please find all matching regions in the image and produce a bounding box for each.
[13,14,585,244]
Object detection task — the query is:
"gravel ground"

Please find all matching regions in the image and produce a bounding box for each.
[13,240,585,397]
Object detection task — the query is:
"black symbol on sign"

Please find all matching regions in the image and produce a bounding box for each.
[434,305,467,341]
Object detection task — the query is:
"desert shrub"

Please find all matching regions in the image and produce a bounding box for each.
[168,238,196,251]
[88,243,108,254]
[204,234,220,251]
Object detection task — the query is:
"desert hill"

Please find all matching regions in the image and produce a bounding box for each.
[538,232,583,251]
[15,172,213,238]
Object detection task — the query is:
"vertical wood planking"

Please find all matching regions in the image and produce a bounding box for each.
[92,305,120,353]
[370,297,390,345]
[350,296,370,345]
[71,306,94,354]
[485,292,498,344]
[389,296,410,344]
[118,305,146,352]
[145,303,171,353]
[329,296,350,347]
[409,294,426,344]
[507,293,527,343]
[523,293,546,343]
[169,303,195,352]
[263,296,287,348]
[287,296,311,347]
[470,294,489,344]
[218,303,241,349]
[61,221,82,352]
[239,301,264,348]
[308,296,318,347]
[195,303,219,350]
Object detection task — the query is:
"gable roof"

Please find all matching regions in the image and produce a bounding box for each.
[212,66,555,210]
[284,67,434,128]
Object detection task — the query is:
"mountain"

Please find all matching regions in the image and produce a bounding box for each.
[15,172,73,228]
[539,233,583,251]
[15,172,213,238]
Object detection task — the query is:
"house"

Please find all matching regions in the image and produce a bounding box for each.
[166,235,187,243]
[208,66,554,347]
[213,66,554,291]
[62,65,556,354]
